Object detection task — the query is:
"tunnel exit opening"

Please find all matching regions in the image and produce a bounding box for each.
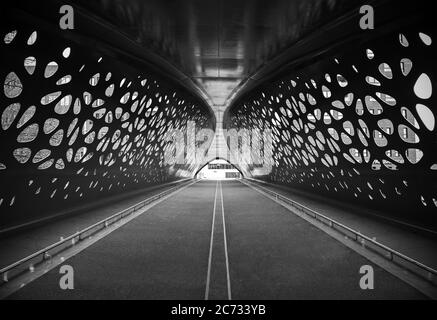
[195,158,242,180]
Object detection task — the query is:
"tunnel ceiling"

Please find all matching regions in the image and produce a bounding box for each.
[54,0,368,108]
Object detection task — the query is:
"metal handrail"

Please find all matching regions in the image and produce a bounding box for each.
[243,178,437,284]
[0,179,194,284]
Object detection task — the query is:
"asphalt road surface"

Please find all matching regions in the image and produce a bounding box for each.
[8,180,426,299]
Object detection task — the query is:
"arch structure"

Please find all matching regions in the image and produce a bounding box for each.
[225,14,436,226]
[0,15,214,228]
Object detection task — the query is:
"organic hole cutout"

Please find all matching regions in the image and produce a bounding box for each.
[93,108,106,119]
[105,111,113,123]
[56,75,72,85]
[43,118,60,134]
[85,131,95,144]
[120,92,130,104]
[54,95,72,114]
[344,93,354,106]
[49,129,64,146]
[75,147,87,162]
[105,84,114,97]
[33,149,51,163]
[13,147,32,163]
[373,130,387,147]
[98,127,109,139]
[41,91,62,105]
[2,103,20,130]
[378,63,392,79]
[66,149,73,162]
[398,124,420,143]
[62,47,71,58]
[377,119,393,135]
[44,61,58,78]
[38,159,54,170]
[89,73,100,86]
[322,85,331,98]
[4,72,23,98]
[73,98,81,114]
[376,92,396,106]
[4,30,17,44]
[27,31,37,45]
[337,74,348,87]
[82,120,93,135]
[400,58,412,76]
[331,100,344,110]
[17,123,39,143]
[415,104,435,131]
[419,32,432,46]
[399,33,408,47]
[17,105,36,129]
[24,56,36,75]
[365,96,383,114]
[414,73,432,99]
[366,76,381,86]
[401,107,420,130]
[67,118,78,137]
[406,148,423,164]
[69,127,80,146]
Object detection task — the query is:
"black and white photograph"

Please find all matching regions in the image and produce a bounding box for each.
[0,0,436,310]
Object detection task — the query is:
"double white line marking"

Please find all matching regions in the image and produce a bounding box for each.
[205,180,232,300]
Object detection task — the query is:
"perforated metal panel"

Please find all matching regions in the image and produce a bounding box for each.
[0,20,214,228]
[227,22,436,225]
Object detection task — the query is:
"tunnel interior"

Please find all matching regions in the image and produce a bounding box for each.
[0,0,436,232]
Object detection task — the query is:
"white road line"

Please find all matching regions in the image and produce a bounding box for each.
[205,180,218,300]
[220,180,232,300]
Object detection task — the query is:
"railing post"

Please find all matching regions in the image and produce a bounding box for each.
[43,251,51,260]
[387,251,393,261]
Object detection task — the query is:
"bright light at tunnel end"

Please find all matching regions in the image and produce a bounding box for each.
[163,120,274,176]
[197,159,242,180]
